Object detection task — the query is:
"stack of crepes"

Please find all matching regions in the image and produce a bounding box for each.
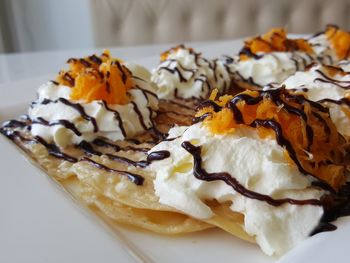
[1,24,350,258]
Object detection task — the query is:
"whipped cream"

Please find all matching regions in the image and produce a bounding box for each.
[28,63,158,148]
[281,64,350,137]
[338,60,350,71]
[151,47,231,99]
[308,33,336,64]
[229,52,314,88]
[150,123,324,256]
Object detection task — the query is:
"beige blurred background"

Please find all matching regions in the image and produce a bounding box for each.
[0,0,349,53]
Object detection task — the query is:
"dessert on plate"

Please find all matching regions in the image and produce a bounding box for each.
[151,45,232,100]
[1,51,212,233]
[28,51,159,147]
[226,25,350,92]
[149,88,348,256]
[2,28,350,259]
[226,28,316,90]
[151,45,233,129]
[308,24,350,64]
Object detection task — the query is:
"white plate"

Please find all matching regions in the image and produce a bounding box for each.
[1,40,350,263]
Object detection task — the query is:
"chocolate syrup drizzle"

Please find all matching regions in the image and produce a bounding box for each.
[181,141,321,206]
[81,157,144,185]
[314,69,350,89]
[235,47,314,87]
[189,88,350,234]
[0,121,147,185]
[36,98,99,132]
[156,49,227,100]
[0,71,167,186]
[228,89,315,150]
[32,117,82,136]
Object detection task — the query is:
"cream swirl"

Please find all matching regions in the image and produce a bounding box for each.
[151,46,231,99]
[28,63,158,148]
[228,52,314,88]
[149,124,324,256]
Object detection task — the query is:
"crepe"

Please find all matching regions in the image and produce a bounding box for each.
[0,99,256,242]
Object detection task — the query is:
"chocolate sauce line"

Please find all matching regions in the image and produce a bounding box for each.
[238,46,263,60]
[113,61,128,84]
[167,59,197,76]
[105,150,150,168]
[99,101,126,138]
[266,91,314,149]
[1,119,28,129]
[283,92,329,113]
[196,89,333,189]
[135,85,158,99]
[0,128,31,142]
[1,121,146,185]
[315,69,350,85]
[234,71,262,88]
[32,117,82,136]
[318,98,350,107]
[81,157,144,185]
[78,141,147,167]
[78,140,169,168]
[181,141,322,207]
[311,181,350,235]
[88,54,102,65]
[131,101,148,130]
[249,119,313,177]
[93,138,150,153]
[203,89,317,151]
[192,112,212,124]
[314,78,350,89]
[159,66,187,82]
[132,76,147,82]
[34,136,78,163]
[210,60,218,82]
[39,98,99,132]
[196,100,222,112]
[147,106,167,141]
[63,72,75,86]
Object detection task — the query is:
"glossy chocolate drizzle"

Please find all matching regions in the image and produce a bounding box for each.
[235,47,314,88]
[36,98,99,132]
[181,141,322,206]
[189,88,350,234]
[314,69,350,89]
[156,49,225,99]
[77,140,160,168]
[0,117,149,185]
[81,157,144,185]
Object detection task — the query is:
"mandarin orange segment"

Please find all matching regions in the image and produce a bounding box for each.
[197,89,346,190]
[56,51,133,105]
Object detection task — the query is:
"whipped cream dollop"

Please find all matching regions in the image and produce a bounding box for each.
[281,63,350,137]
[151,46,231,99]
[28,63,158,148]
[149,123,324,256]
[228,52,314,88]
[308,33,336,64]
